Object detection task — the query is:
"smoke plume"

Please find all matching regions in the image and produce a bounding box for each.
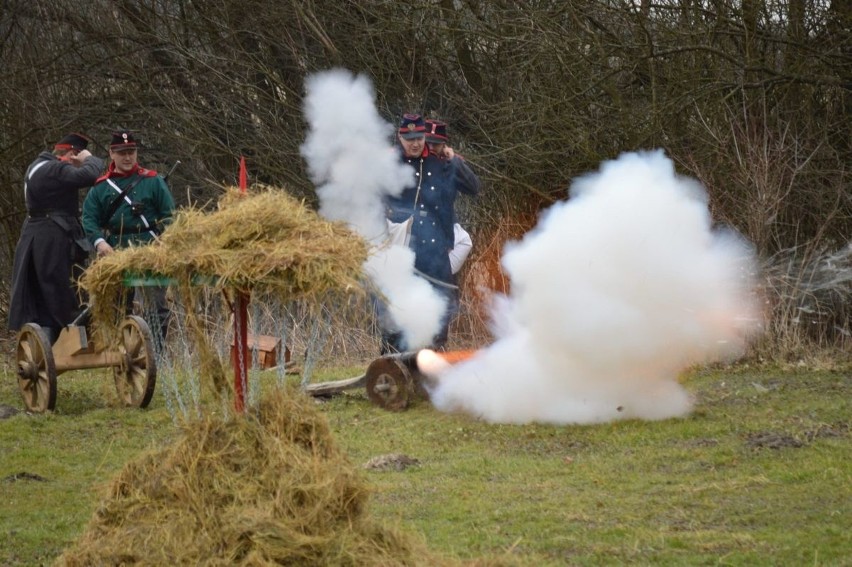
[425,150,762,424]
[300,70,761,424]
[300,69,445,349]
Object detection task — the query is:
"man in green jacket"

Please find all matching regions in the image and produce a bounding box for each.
[82,130,175,348]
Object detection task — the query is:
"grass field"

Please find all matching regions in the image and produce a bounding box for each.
[0,360,849,566]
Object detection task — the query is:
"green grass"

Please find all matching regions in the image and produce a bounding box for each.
[0,363,849,566]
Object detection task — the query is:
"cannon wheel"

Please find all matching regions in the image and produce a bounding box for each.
[16,323,57,413]
[365,357,413,411]
[113,315,157,408]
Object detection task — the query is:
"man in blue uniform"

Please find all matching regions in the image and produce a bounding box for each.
[8,133,104,343]
[382,113,480,352]
[82,130,175,348]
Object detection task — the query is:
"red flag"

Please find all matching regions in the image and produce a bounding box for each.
[239,156,247,192]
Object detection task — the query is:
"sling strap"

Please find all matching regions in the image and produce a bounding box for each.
[104,177,158,240]
[23,160,48,200]
[102,175,144,227]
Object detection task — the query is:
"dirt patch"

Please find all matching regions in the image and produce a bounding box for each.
[684,437,720,448]
[745,431,804,449]
[745,420,848,450]
[0,404,21,419]
[3,472,48,483]
[803,421,849,441]
[363,453,420,472]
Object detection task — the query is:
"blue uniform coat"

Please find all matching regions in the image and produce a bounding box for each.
[385,148,480,285]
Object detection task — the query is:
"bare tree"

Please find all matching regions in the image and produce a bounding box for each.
[1,0,849,348]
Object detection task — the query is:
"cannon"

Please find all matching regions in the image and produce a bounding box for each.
[15,310,157,413]
[305,349,476,411]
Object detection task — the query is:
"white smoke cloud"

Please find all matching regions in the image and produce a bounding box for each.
[426,150,762,424]
[300,69,445,349]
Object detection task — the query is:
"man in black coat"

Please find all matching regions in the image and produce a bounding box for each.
[8,133,105,343]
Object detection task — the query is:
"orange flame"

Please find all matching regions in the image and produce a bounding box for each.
[432,349,478,365]
[415,348,479,377]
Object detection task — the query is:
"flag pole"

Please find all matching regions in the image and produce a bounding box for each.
[234,156,249,412]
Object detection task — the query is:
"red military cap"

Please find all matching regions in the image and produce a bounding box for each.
[54,132,91,151]
[398,113,427,139]
[425,119,449,144]
[110,130,140,150]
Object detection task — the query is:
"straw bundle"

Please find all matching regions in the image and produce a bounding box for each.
[58,389,460,566]
[79,186,369,344]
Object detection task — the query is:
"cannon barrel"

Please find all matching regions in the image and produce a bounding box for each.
[303,349,480,410]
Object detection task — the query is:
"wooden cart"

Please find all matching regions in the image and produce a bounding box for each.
[15,315,157,413]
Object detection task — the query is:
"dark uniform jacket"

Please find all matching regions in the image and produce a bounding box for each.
[82,163,175,249]
[8,151,105,331]
[386,147,480,285]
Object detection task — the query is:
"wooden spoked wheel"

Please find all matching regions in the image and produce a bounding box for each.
[365,357,414,411]
[113,315,157,408]
[16,323,57,413]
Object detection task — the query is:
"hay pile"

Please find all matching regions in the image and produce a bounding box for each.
[58,389,461,566]
[80,186,369,339]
